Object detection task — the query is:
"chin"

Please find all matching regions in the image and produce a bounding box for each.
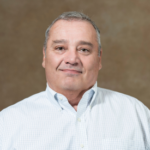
[63,85,79,91]
[61,82,81,91]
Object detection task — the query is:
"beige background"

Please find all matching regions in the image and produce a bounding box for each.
[0,0,150,110]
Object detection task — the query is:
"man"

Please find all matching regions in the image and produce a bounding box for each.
[0,12,150,150]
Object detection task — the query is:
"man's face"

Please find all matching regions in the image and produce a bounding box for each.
[42,20,102,93]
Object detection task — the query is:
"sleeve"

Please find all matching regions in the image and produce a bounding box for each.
[144,106,150,149]
[135,101,150,148]
[0,112,3,149]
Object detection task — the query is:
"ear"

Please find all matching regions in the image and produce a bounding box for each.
[42,48,46,68]
[98,48,102,70]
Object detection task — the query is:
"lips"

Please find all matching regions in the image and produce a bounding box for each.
[59,69,82,74]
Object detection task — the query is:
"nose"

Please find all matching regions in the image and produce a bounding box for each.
[64,49,79,66]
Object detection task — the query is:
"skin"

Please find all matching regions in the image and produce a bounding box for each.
[42,20,102,111]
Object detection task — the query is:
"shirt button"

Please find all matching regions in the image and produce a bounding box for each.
[78,118,81,122]
[80,144,84,148]
[59,97,63,100]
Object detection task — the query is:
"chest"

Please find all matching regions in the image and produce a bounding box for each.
[2,110,146,150]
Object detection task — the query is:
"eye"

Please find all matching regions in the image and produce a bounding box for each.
[56,47,65,51]
[79,48,90,55]
[80,48,89,52]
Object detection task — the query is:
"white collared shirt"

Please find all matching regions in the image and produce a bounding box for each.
[0,83,150,150]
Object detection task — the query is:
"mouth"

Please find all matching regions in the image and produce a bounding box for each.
[60,69,82,74]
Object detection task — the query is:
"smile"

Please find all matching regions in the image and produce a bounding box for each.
[60,69,82,74]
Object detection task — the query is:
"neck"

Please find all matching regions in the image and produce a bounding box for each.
[48,85,88,111]
[47,83,95,111]
[60,90,86,110]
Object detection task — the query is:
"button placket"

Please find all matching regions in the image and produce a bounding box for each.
[76,115,88,150]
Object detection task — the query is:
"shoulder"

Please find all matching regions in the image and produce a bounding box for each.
[0,90,50,147]
[97,87,143,104]
[0,91,48,119]
[97,87,136,100]
[96,87,150,115]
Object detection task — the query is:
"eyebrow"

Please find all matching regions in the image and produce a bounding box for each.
[52,39,68,44]
[78,41,93,48]
[52,39,93,48]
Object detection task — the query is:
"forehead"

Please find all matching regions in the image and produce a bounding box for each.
[48,19,98,43]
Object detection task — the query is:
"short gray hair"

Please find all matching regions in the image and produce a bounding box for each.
[43,11,101,56]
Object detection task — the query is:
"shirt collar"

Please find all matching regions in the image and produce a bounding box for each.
[76,82,97,116]
[47,83,57,98]
[46,82,97,113]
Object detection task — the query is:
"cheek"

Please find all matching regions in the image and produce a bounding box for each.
[84,58,100,73]
[45,53,61,69]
